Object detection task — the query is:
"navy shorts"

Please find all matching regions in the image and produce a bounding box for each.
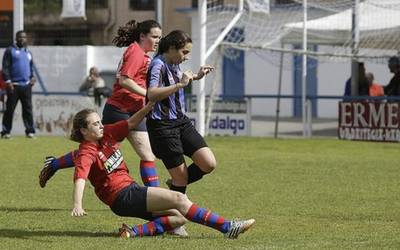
[110,182,154,221]
[102,103,147,131]
[146,116,208,169]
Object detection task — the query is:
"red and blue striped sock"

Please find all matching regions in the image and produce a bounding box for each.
[132,217,173,237]
[185,204,230,233]
[51,150,78,170]
[140,160,160,187]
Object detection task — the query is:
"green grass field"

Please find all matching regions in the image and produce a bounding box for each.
[0,136,399,249]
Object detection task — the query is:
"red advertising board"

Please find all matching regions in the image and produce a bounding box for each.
[338,101,400,142]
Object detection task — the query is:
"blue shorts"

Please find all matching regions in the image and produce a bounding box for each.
[102,103,147,131]
[110,182,154,221]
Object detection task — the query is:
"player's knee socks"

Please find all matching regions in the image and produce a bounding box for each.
[52,150,78,170]
[184,204,230,233]
[187,163,207,184]
[139,160,160,187]
[170,184,187,194]
[132,217,173,237]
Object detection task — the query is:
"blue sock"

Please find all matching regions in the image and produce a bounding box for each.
[140,160,160,187]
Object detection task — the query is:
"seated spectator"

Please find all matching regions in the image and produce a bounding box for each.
[366,72,384,97]
[79,67,111,106]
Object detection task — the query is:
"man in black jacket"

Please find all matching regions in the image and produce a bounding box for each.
[384,56,400,96]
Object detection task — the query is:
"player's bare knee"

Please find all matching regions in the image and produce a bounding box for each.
[208,158,217,172]
[172,192,189,208]
[202,159,217,173]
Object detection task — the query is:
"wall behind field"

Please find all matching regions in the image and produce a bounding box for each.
[0,46,123,92]
[0,45,393,118]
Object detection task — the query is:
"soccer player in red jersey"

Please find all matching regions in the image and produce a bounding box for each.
[39,20,162,188]
[68,104,255,239]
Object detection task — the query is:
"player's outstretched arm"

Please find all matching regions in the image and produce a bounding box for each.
[39,150,78,188]
[71,178,87,217]
[127,102,155,130]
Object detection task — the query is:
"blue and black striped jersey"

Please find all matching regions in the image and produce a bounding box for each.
[147,55,186,120]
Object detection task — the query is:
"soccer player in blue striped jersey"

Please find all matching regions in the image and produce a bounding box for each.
[146,30,216,195]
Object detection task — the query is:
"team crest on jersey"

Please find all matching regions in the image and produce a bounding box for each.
[99,149,124,174]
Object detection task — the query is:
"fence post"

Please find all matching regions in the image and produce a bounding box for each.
[246,96,252,136]
[306,98,312,137]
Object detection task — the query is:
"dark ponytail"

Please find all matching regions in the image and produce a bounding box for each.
[112,19,161,47]
[157,30,192,55]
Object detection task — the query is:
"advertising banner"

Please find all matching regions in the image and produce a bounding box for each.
[1,95,96,136]
[338,101,400,142]
[61,0,86,19]
[187,112,249,136]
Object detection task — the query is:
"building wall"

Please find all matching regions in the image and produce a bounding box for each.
[23,0,193,46]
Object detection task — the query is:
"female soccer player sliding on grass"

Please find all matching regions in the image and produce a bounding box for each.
[146,30,216,195]
[39,19,162,189]
[68,104,255,238]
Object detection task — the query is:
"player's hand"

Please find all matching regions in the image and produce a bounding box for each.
[195,65,214,80]
[180,71,194,87]
[39,156,57,188]
[71,207,87,217]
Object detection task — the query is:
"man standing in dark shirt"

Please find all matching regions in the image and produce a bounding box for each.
[384,56,400,97]
[1,30,36,139]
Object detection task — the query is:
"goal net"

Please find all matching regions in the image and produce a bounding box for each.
[206,0,400,61]
[200,0,400,135]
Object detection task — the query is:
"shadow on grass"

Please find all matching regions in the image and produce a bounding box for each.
[0,206,68,212]
[0,228,116,239]
[0,228,221,240]
[0,206,108,213]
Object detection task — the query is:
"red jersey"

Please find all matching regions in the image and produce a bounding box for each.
[74,120,135,206]
[107,42,150,113]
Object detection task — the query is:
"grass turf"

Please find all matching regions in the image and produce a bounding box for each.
[0,136,399,249]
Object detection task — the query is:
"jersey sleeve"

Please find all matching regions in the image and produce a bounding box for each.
[119,46,143,80]
[74,153,95,181]
[148,61,164,88]
[104,120,129,142]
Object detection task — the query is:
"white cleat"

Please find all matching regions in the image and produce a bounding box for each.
[225,219,255,239]
[167,225,189,237]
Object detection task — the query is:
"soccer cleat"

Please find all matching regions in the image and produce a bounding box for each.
[39,157,57,188]
[167,225,189,237]
[224,219,255,239]
[119,223,136,238]
[165,178,172,189]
